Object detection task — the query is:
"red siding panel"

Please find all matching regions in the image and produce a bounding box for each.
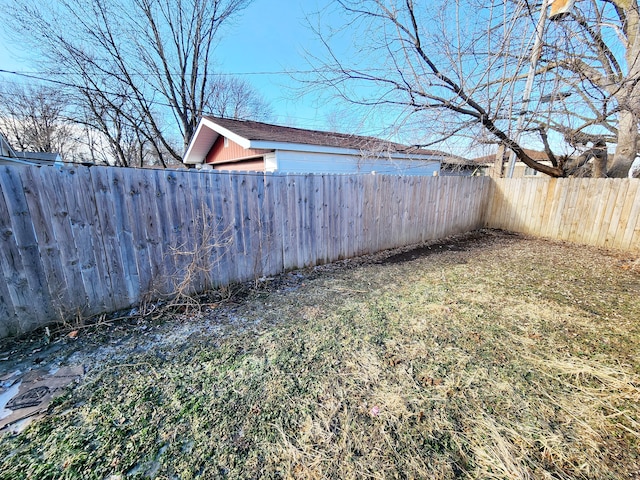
[213,159,266,172]
[206,135,270,164]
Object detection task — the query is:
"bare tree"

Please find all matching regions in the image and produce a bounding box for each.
[206,76,273,121]
[0,84,75,157]
[305,0,639,177]
[4,0,252,166]
[538,0,640,177]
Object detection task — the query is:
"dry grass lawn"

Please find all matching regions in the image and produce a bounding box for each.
[1,230,639,479]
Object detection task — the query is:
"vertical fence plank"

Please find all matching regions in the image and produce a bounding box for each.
[430,177,443,238]
[505,178,521,233]
[44,167,94,315]
[268,173,286,275]
[334,174,346,259]
[323,174,336,262]
[614,180,639,251]
[603,179,630,248]
[585,179,610,246]
[146,170,174,295]
[246,173,265,278]
[340,173,350,258]
[259,173,276,276]
[538,178,556,238]
[423,177,440,241]
[417,177,431,242]
[0,166,53,332]
[20,167,70,319]
[409,176,423,243]
[547,178,566,239]
[498,178,513,230]
[484,178,500,229]
[375,175,389,250]
[574,179,594,243]
[620,181,640,251]
[229,174,248,281]
[0,168,24,334]
[91,168,132,310]
[458,178,473,233]
[300,174,314,267]
[185,171,210,291]
[518,179,534,235]
[109,167,142,304]
[321,174,334,263]
[351,175,367,257]
[293,174,308,268]
[389,176,402,247]
[336,175,347,258]
[119,168,154,301]
[282,174,297,270]
[311,174,326,263]
[210,172,232,287]
[566,179,583,241]
[441,176,455,235]
[595,179,621,247]
[530,178,549,235]
[362,174,377,254]
[71,166,115,313]
[498,179,511,229]
[459,177,472,233]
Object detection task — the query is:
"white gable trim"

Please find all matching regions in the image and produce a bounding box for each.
[203,117,251,148]
[183,117,253,164]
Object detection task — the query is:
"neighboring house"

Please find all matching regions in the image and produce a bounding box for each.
[479,146,553,178]
[440,154,489,176]
[0,133,63,167]
[183,117,443,176]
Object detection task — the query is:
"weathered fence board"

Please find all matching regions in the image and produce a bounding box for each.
[0,171,24,335]
[620,181,640,251]
[0,167,53,332]
[20,168,70,319]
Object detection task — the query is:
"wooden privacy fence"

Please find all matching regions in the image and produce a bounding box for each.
[485,178,640,252]
[0,166,491,337]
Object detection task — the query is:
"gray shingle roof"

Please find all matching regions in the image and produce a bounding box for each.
[204,116,441,156]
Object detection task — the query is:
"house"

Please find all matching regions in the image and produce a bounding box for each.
[440,154,489,176]
[0,133,63,167]
[478,146,554,178]
[182,116,443,176]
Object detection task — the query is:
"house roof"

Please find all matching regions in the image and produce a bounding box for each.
[0,133,62,166]
[183,116,445,165]
[474,148,551,164]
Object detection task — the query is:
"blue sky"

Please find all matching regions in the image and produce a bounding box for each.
[215,0,331,129]
[213,0,388,137]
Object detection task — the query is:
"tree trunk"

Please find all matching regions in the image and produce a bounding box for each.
[608,111,638,178]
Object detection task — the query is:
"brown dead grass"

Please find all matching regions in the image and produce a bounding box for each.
[1,230,639,479]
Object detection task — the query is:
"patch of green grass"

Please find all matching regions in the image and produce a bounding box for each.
[1,232,639,479]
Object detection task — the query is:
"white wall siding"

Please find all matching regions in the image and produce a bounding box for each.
[274,150,440,176]
[265,152,278,172]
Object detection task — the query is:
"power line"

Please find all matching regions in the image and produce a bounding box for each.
[0,68,313,78]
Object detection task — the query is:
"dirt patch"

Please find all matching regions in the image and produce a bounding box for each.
[1,229,639,479]
[377,230,502,264]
